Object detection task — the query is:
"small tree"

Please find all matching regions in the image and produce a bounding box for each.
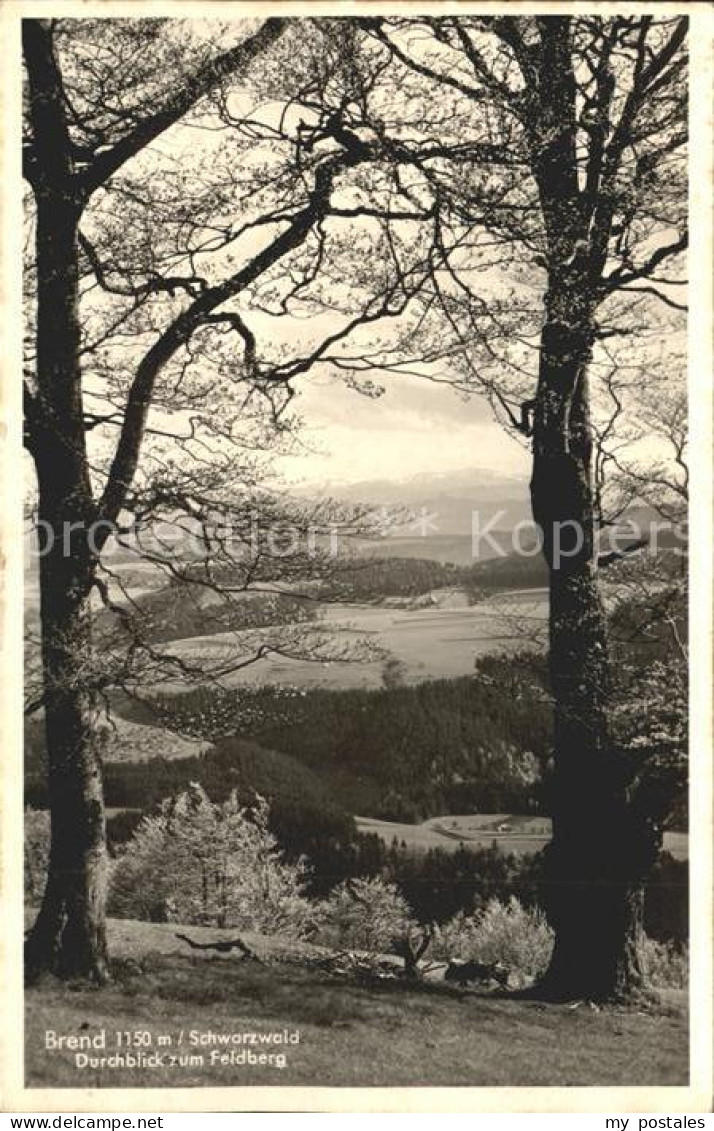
[319,876,415,953]
[434,897,554,983]
[110,784,316,936]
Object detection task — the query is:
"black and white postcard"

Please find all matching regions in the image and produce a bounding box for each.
[1,0,712,1113]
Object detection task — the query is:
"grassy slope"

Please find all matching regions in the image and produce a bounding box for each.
[26,919,687,1089]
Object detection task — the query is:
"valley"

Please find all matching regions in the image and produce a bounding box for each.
[155,588,548,692]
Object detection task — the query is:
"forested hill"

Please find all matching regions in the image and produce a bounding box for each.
[79,551,551,653]
[147,656,552,821]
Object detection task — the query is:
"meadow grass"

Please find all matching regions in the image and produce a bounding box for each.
[25,921,687,1089]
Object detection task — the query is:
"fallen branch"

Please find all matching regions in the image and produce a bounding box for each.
[175,932,264,962]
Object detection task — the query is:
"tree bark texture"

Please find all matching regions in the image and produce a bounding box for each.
[530,281,655,999]
[25,184,108,982]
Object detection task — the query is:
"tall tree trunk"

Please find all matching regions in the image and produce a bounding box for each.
[25,181,108,983]
[25,545,108,983]
[530,284,648,1000]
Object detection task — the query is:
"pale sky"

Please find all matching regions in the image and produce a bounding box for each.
[66,24,684,501]
[277,367,532,487]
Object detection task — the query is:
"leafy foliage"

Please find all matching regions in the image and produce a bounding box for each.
[25,799,686,946]
[24,808,50,906]
[432,897,554,981]
[110,785,318,936]
[316,877,415,953]
[612,656,688,834]
[639,938,688,990]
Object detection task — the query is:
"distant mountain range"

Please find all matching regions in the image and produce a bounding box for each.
[24,466,682,573]
[309,467,532,563]
[315,471,685,567]
[321,467,530,523]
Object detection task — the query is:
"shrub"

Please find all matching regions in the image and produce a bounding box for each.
[639,937,688,989]
[109,784,318,937]
[433,897,554,982]
[25,808,50,905]
[317,877,416,953]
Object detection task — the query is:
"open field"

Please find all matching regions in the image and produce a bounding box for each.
[155,590,548,692]
[25,919,688,1088]
[356,814,689,860]
[27,578,548,695]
